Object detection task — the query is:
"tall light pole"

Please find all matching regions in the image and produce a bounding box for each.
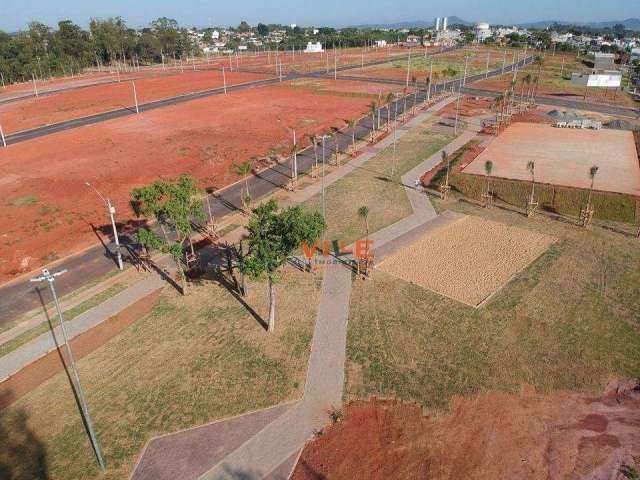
[31,269,106,471]
[85,182,123,270]
[320,135,329,239]
[454,83,462,135]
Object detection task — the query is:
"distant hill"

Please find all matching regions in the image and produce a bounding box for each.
[350,17,640,32]
[351,16,472,30]
[518,18,640,31]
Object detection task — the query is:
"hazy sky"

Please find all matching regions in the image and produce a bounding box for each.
[2,0,638,31]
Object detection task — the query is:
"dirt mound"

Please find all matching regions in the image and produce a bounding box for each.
[292,381,640,480]
[547,109,583,122]
[605,119,637,131]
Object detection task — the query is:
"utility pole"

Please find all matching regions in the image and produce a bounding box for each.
[321,135,328,237]
[0,124,6,147]
[85,182,124,270]
[502,49,507,75]
[1,72,5,88]
[222,66,227,94]
[132,81,139,114]
[463,56,469,86]
[292,130,298,182]
[334,48,337,80]
[405,50,411,88]
[391,97,399,176]
[30,269,106,472]
[454,83,462,135]
[486,51,491,78]
[32,72,39,98]
[428,60,433,101]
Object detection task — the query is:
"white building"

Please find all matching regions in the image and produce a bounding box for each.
[475,22,492,42]
[375,40,387,48]
[212,30,220,40]
[305,41,324,53]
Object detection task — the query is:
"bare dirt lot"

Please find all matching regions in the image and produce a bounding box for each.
[292,382,640,480]
[0,70,269,133]
[463,122,640,196]
[376,215,555,306]
[0,80,377,282]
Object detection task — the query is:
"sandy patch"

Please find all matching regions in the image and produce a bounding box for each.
[376,216,555,306]
[463,123,640,196]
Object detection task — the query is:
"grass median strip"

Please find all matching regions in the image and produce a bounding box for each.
[0,283,128,358]
[300,118,454,244]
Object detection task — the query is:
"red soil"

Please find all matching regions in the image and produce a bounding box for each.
[0,81,376,282]
[420,143,485,187]
[437,95,494,118]
[474,74,637,109]
[292,381,640,480]
[0,70,268,133]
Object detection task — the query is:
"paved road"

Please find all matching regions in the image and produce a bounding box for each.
[0,53,523,325]
[462,86,640,118]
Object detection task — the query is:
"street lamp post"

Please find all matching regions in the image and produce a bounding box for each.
[85,182,123,270]
[320,135,330,241]
[31,269,106,471]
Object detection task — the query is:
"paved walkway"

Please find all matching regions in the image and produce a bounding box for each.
[130,97,482,480]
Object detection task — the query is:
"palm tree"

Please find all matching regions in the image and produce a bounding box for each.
[531,75,540,101]
[385,92,394,130]
[484,160,493,202]
[358,206,370,243]
[232,160,253,205]
[369,100,377,140]
[494,94,504,133]
[587,165,599,210]
[306,133,319,168]
[443,150,451,188]
[347,119,357,153]
[527,160,536,204]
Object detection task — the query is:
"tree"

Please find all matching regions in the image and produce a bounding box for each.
[347,119,357,152]
[484,160,493,198]
[385,92,394,130]
[587,165,599,210]
[237,21,251,33]
[443,150,451,188]
[257,23,269,37]
[131,175,205,294]
[369,100,377,140]
[494,94,504,133]
[358,206,370,243]
[527,160,536,204]
[232,160,254,208]
[240,200,325,332]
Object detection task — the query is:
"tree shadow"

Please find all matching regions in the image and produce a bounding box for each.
[0,391,49,480]
[203,267,269,332]
[295,460,328,480]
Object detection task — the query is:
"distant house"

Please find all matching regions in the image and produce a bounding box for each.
[305,42,323,53]
[403,35,421,48]
[375,40,387,48]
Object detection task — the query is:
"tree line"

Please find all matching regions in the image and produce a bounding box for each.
[0,17,197,84]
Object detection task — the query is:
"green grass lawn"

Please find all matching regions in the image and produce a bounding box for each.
[300,118,454,245]
[345,202,640,412]
[0,267,322,480]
